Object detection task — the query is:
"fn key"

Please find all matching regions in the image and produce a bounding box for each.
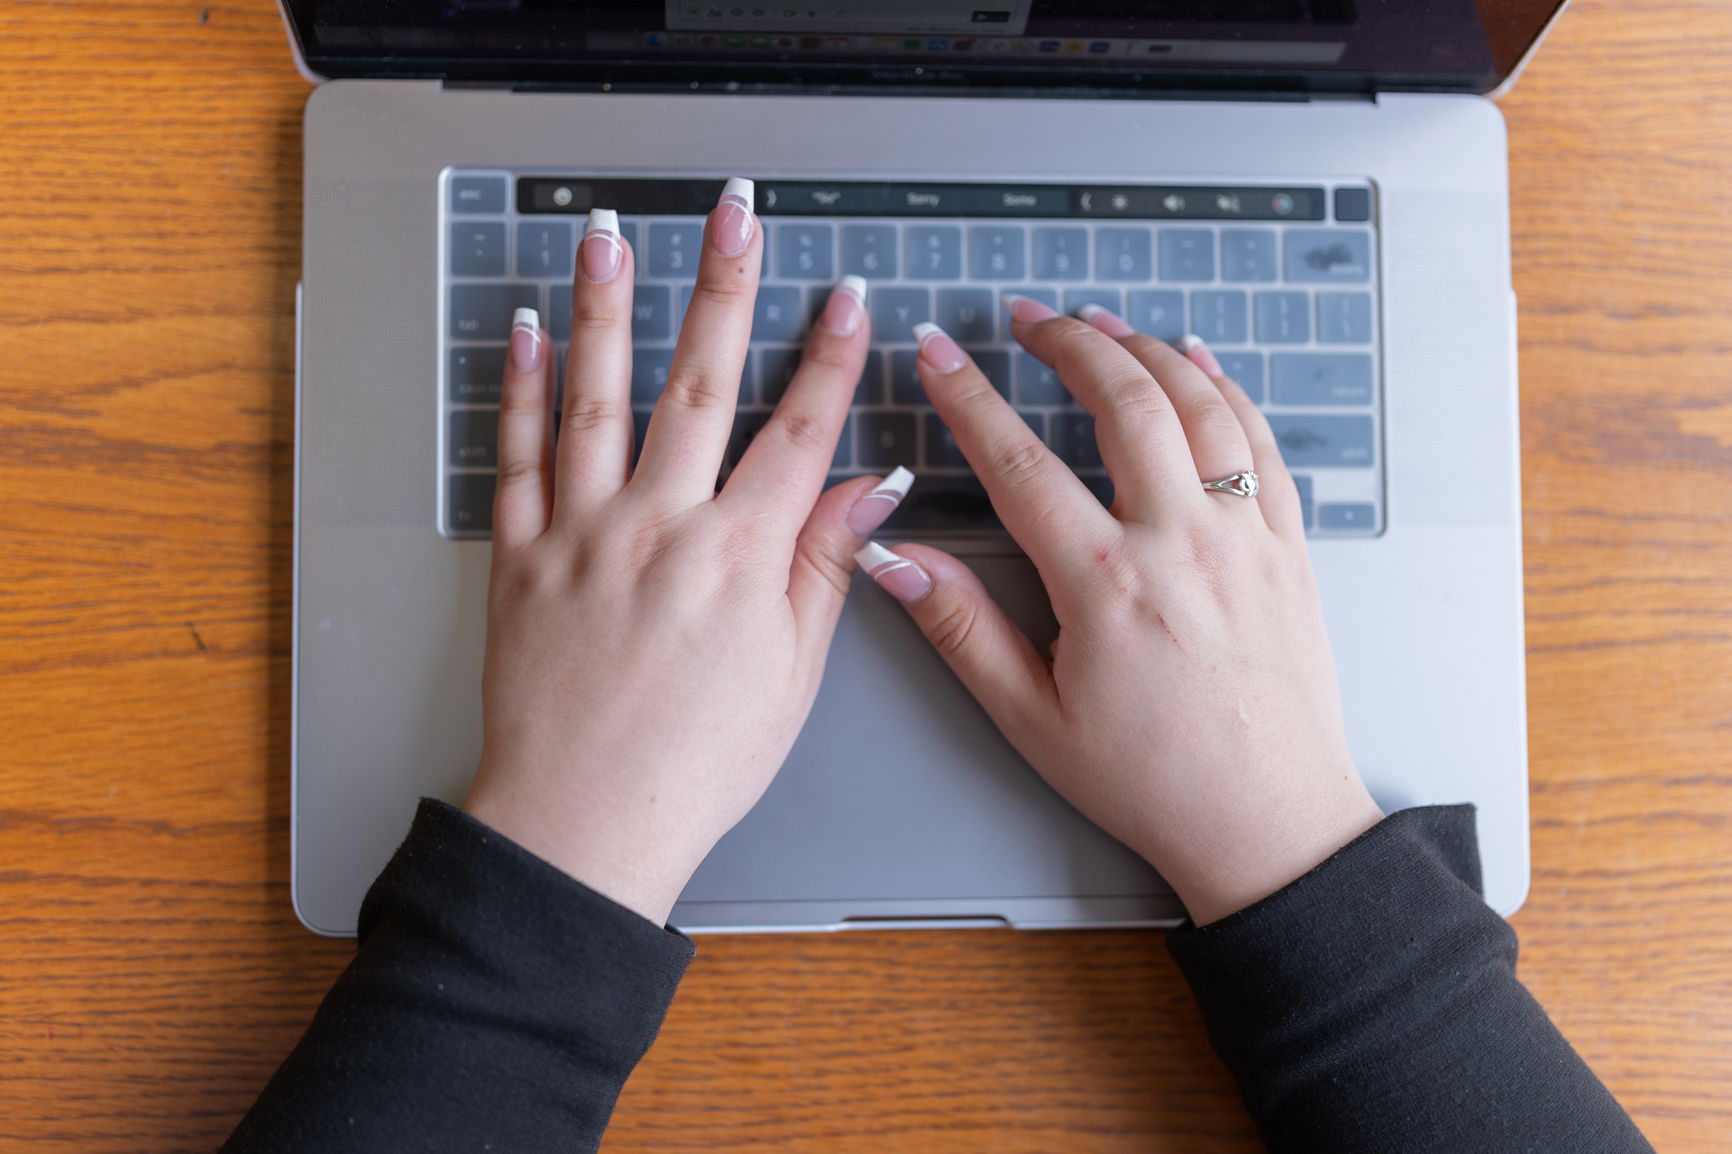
[448,473,495,534]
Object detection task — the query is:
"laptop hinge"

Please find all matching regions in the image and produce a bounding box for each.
[457,80,1358,104]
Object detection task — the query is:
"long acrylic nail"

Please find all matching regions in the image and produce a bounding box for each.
[510,307,544,371]
[912,322,968,374]
[1001,293,1059,323]
[855,541,933,603]
[1077,303,1135,338]
[1179,333,1225,377]
[816,275,868,336]
[713,177,756,258]
[845,466,914,537]
[581,208,624,283]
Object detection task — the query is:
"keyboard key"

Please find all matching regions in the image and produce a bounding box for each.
[972,349,1012,398]
[969,226,1027,280]
[447,472,496,533]
[833,413,854,471]
[1317,292,1373,344]
[1064,288,1122,319]
[1126,290,1185,341]
[450,175,506,215]
[450,222,507,277]
[924,413,968,468]
[1285,229,1371,282]
[449,347,507,404]
[1333,187,1372,223]
[677,283,694,326]
[778,223,835,280]
[632,408,652,452]
[1015,352,1066,405]
[724,409,771,471]
[1267,415,1375,468]
[448,408,499,468]
[1221,229,1278,282]
[1292,474,1314,529]
[1159,229,1214,281]
[632,285,673,341]
[647,222,703,277]
[841,224,898,278]
[1007,286,1059,313]
[1095,228,1153,282]
[548,283,572,340]
[857,412,918,468]
[449,284,537,339]
[752,286,806,342]
[1255,291,1310,344]
[1032,227,1089,281]
[857,349,885,406]
[937,288,996,344]
[516,220,573,279]
[631,347,675,404]
[1018,409,1047,443]
[758,346,802,404]
[1320,503,1377,531]
[890,349,925,405]
[1272,352,1374,406]
[906,226,963,280]
[1050,412,1101,469]
[1191,290,1248,344]
[1214,351,1264,404]
[872,287,932,338]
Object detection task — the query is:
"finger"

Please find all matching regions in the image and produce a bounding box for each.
[723,277,871,534]
[1004,295,1206,523]
[912,321,1118,583]
[784,471,909,661]
[633,178,760,507]
[555,208,637,515]
[1182,337,1306,539]
[854,541,1056,746]
[492,308,554,548]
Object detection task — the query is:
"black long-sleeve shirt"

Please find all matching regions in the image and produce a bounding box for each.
[223,801,1653,1153]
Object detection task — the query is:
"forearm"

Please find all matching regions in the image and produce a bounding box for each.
[1167,805,1652,1154]
[224,799,694,1154]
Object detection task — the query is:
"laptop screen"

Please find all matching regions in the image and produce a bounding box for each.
[282,0,1566,96]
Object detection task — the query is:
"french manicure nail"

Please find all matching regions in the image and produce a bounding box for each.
[1179,333,1225,377]
[510,307,544,371]
[855,540,933,603]
[581,208,624,283]
[912,322,968,374]
[1077,302,1136,338]
[845,466,914,537]
[817,274,868,336]
[713,177,756,257]
[1001,293,1058,323]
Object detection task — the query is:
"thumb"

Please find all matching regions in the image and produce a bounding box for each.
[855,541,1056,734]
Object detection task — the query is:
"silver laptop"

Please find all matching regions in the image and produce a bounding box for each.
[283,0,1563,936]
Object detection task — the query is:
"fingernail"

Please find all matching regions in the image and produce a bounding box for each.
[1001,293,1058,323]
[855,541,932,603]
[1179,333,1224,377]
[581,208,624,283]
[844,466,914,537]
[912,322,967,374]
[510,307,544,371]
[713,177,756,258]
[1078,303,1135,338]
[817,274,868,336]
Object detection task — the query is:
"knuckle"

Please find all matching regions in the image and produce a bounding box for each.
[560,397,621,435]
[766,410,832,456]
[925,597,980,660]
[989,436,1051,488]
[495,459,544,490]
[660,367,732,411]
[793,534,853,601]
[690,277,752,311]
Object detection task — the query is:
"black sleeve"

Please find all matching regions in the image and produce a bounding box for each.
[223,799,695,1154]
[1167,805,1653,1154]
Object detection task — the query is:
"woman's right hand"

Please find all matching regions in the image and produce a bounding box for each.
[858,300,1383,926]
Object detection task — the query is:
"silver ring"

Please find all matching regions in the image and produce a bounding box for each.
[1202,471,1260,498]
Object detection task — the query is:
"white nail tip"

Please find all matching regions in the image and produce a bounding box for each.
[854,541,902,571]
[838,274,869,303]
[1076,303,1107,321]
[1000,294,1028,309]
[1179,333,1205,352]
[869,465,915,501]
[721,177,755,205]
[512,307,540,329]
[912,322,944,344]
[584,208,619,236]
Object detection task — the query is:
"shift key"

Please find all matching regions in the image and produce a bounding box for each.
[1273,353,1374,406]
[1267,414,1375,468]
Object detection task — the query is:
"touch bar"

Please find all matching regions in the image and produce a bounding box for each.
[518,178,1326,221]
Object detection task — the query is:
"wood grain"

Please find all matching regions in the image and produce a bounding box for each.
[1,1,1728,1149]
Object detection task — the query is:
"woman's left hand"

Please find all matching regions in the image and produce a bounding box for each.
[463,181,904,925]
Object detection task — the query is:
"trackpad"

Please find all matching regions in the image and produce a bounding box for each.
[684,552,1165,906]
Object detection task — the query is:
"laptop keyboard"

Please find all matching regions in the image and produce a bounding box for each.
[442,173,1382,538]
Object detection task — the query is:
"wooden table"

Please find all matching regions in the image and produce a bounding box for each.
[3,2,1728,1149]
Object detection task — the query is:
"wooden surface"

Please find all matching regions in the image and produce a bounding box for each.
[2,2,1729,1149]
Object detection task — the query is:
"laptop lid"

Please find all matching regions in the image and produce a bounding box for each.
[280,1,1567,97]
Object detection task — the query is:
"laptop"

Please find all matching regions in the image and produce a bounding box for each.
[282,0,1563,936]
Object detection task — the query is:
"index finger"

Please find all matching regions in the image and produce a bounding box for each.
[912,322,1118,582]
